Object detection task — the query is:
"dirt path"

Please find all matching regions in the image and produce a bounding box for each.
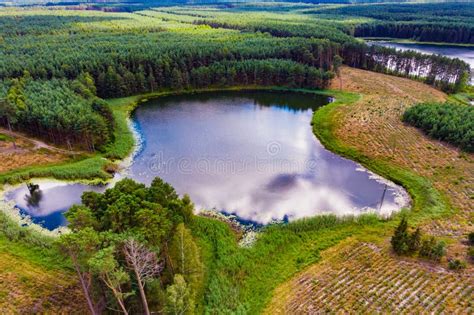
[0,128,81,154]
[264,67,474,313]
[0,129,74,173]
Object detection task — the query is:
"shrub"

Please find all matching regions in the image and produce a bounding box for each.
[408,228,422,253]
[391,218,410,255]
[448,259,466,270]
[468,232,474,245]
[419,237,446,261]
[391,219,422,255]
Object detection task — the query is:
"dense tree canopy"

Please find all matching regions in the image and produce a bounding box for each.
[0,74,114,150]
[60,178,200,314]
[307,3,474,44]
[403,102,474,152]
[0,5,471,148]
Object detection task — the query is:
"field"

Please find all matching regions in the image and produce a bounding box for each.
[0,240,85,312]
[264,67,473,312]
[0,130,69,173]
[265,239,473,314]
[328,67,472,236]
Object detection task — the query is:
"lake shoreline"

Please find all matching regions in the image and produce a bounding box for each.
[361,37,474,48]
[1,86,414,232]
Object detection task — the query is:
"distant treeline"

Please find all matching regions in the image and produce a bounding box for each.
[191,17,470,92]
[308,3,474,44]
[403,102,474,152]
[0,8,471,150]
[354,23,474,45]
[342,43,470,92]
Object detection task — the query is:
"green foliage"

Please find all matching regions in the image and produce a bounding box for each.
[169,223,204,301]
[165,274,195,315]
[403,102,474,152]
[468,247,474,260]
[408,228,422,253]
[0,78,113,150]
[309,3,474,44]
[391,217,410,255]
[0,210,53,249]
[468,232,474,245]
[0,156,111,186]
[448,259,466,271]
[58,178,202,313]
[419,237,446,262]
[190,213,383,313]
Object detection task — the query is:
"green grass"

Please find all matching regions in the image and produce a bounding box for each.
[0,133,13,142]
[103,95,142,160]
[0,211,69,271]
[191,213,385,313]
[0,155,111,186]
[447,90,474,105]
[187,87,453,314]
[311,89,452,224]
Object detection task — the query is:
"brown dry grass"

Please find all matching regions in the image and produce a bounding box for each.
[0,251,85,313]
[329,67,473,236]
[265,239,473,314]
[0,135,68,174]
[265,68,474,313]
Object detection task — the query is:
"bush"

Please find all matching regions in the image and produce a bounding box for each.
[468,247,474,260]
[468,232,474,245]
[448,259,466,270]
[419,237,446,261]
[391,219,422,255]
[391,218,410,255]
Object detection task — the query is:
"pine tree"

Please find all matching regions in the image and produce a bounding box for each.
[391,217,410,255]
[169,224,203,303]
[408,227,422,253]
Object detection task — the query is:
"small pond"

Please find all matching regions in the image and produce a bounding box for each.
[4,91,409,229]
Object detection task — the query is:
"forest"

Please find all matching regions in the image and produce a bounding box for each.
[308,3,474,44]
[1,8,469,149]
[403,102,474,152]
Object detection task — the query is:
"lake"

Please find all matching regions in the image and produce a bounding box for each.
[367,40,474,84]
[4,91,409,229]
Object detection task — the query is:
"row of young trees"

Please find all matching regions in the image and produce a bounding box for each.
[0,72,114,150]
[58,178,203,314]
[403,102,474,152]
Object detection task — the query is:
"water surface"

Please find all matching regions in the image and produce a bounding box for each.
[4,91,409,228]
[127,91,407,224]
[4,181,106,230]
